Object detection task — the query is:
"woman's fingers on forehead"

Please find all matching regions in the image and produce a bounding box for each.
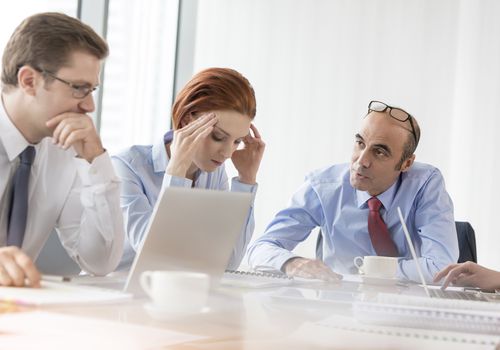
[182,113,216,132]
[250,124,261,138]
[195,112,216,120]
[243,135,255,143]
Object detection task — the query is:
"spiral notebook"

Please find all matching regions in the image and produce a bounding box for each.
[353,300,500,335]
[221,269,331,288]
[221,270,295,288]
[376,292,500,313]
[307,314,500,349]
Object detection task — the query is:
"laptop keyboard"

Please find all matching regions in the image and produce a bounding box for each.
[430,288,489,301]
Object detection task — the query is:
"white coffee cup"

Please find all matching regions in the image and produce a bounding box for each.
[140,270,210,313]
[353,256,399,279]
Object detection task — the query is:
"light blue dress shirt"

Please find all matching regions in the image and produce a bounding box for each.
[112,131,257,270]
[247,162,458,282]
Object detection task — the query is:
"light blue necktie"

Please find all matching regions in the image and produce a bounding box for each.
[7,146,35,247]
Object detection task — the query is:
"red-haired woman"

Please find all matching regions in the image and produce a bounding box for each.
[112,68,265,270]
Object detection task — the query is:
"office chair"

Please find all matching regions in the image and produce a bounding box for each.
[35,230,81,275]
[455,221,477,263]
[315,221,477,263]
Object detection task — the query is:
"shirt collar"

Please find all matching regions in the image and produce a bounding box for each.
[355,175,401,210]
[152,130,203,182]
[0,96,32,161]
[151,131,173,173]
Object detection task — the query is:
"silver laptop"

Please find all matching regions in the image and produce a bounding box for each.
[122,187,252,296]
[397,207,493,302]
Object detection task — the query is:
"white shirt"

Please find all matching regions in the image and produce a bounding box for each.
[0,103,124,275]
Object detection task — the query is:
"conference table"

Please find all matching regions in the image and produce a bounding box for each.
[0,274,499,349]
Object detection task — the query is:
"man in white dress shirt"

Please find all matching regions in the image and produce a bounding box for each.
[0,13,124,287]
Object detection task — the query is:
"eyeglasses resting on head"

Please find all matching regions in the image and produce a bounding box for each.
[367,100,419,144]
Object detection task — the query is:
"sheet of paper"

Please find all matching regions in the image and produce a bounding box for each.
[0,311,207,349]
[340,273,363,283]
[0,281,131,305]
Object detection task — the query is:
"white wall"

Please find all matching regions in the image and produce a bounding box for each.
[192,0,500,269]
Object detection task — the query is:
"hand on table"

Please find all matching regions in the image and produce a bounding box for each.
[433,261,500,291]
[0,246,41,287]
[283,257,342,282]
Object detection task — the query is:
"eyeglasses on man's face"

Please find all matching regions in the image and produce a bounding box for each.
[367,100,419,144]
[39,69,98,99]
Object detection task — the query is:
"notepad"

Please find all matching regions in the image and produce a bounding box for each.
[0,281,132,306]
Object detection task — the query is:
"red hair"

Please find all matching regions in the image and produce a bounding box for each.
[172,68,256,129]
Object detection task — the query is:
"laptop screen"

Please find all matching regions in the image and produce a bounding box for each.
[124,187,253,296]
[397,207,431,297]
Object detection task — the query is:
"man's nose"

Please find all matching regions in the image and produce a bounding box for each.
[78,93,95,113]
[356,149,371,168]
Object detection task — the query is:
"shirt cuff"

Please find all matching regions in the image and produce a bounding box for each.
[162,174,193,188]
[277,253,300,272]
[75,151,117,186]
[231,177,258,194]
[231,177,258,206]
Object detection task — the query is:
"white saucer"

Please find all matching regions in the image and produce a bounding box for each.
[143,303,210,321]
[360,275,401,286]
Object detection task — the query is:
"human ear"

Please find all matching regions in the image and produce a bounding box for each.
[400,154,416,172]
[17,66,39,96]
[179,113,195,128]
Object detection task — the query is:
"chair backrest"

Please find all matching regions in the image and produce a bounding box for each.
[35,230,81,275]
[455,221,477,263]
[315,221,477,264]
[315,231,324,261]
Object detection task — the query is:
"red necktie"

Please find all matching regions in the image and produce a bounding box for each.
[367,197,398,257]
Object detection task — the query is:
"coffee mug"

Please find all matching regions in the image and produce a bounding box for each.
[140,270,210,313]
[353,256,398,279]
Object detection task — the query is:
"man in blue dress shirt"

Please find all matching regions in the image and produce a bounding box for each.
[248,101,458,283]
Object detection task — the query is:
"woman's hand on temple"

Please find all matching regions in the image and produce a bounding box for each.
[166,113,217,178]
[231,124,265,185]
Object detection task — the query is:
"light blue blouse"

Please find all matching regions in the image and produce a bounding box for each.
[112,131,257,270]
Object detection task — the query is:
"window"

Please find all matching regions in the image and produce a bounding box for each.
[99,0,179,154]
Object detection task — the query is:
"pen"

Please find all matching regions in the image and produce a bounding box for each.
[42,275,72,283]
